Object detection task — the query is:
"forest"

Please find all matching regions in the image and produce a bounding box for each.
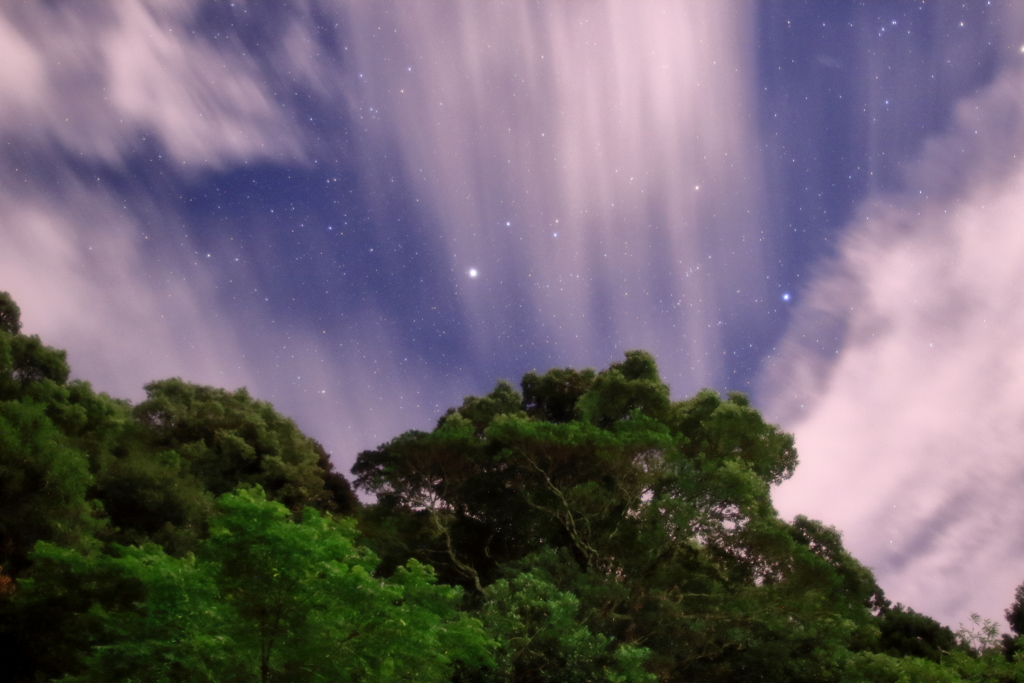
[1,289,1022,683]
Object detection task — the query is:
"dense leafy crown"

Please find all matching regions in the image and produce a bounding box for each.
[352,351,888,682]
[3,291,1024,683]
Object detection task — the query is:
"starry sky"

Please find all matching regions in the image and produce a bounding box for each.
[2,0,1023,630]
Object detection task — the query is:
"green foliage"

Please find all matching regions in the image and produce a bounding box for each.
[956,612,1004,655]
[133,378,344,511]
[0,306,70,405]
[92,448,214,556]
[521,366,595,423]
[354,352,875,682]
[1,540,147,681]
[0,291,22,335]
[876,603,960,663]
[18,488,490,683]
[311,438,360,514]
[5,288,1024,683]
[666,387,798,486]
[480,570,654,683]
[9,334,70,387]
[842,651,967,683]
[443,379,526,435]
[575,350,669,426]
[0,399,99,575]
[0,293,364,682]
[1007,583,1024,638]
[1004,581,1024,661]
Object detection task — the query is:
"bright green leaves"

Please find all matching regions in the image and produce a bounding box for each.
[24,487,489,683]
[201,487,488,683]
[481,570,654,683]
[351,351,888,682]
[841,651,967,683]
[57,543,229,683]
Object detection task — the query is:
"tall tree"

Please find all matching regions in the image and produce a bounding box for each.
[133,378,350,512]
[354,351,882,682]
[18,487,490,683]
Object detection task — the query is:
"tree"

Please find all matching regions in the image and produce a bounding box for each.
[0,292,70,404]
[0,291,21,335]
[19,487,490,683]
[875,603,959,663]
[0,293,366,681]
[354,351,882,682]
[479,568,654,683]
[520,366,595,423]
[92,447,215,556]
[311,438,360,514]
[133,378,345,512]
[0,399,98,576]
[1007,581,1024,642]
[1004,581,1024,661]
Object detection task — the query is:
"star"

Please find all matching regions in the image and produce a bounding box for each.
[468,268,478,278]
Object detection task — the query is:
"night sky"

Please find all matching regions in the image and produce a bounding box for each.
[2,0,1022,630]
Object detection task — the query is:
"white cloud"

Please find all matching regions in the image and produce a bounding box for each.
[0,1,444,466]
[0,174,255,400]
[0,1,305,167]
[763,56,1024,628]
[337,0,769,392]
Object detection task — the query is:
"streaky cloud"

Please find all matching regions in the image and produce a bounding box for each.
[335,0,772,393]
[0,1,305,168]
[0,1,432,467]
[761,15,1024,628]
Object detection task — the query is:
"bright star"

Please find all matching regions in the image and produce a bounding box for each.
[782,293,791,302]
[469,268,478,278]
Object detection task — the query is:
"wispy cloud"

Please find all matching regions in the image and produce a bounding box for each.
[336,0,770,391]
[0,1,420,464]
[0,169,256,399]
[0,0,296,398]
[0,0,304,167]
[763,46,1024,627]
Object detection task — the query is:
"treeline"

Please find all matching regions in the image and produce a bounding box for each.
[1,290,1022,682]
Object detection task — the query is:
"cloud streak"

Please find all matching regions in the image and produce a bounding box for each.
[0,162,260,397]
[764,35,1024,627]
[0,0,304,168]
[338,0,771,391]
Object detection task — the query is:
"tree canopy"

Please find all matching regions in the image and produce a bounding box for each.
[19,487,488,683]
[353,351,880,681]
[1,291,1023,683]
